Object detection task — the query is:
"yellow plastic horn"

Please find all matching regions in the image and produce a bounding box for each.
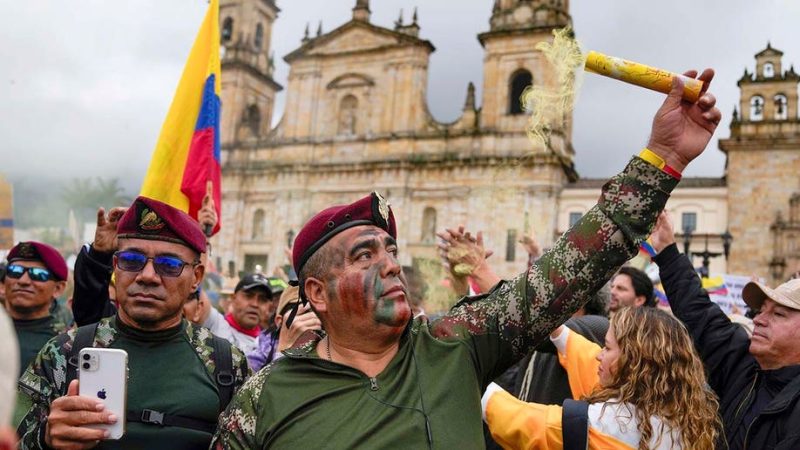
[584,51,705,102]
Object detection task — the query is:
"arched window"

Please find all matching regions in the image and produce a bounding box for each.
[763,62,775,78]
[508,69,533,115]
[338,95,358,136]
[254,23,264,49]
[244,104,261,134]
[252,209,265,239]
[774,94,788,120]
[422,207,437,244]
[222,17,233,43]
[750,95,764,121]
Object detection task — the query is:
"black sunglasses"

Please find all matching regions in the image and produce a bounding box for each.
[114,251,198,278]
[5,264,53,282]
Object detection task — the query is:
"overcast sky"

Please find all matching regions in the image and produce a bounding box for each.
[1,0,798,191]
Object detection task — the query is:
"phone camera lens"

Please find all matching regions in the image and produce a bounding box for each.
[82,362,90,370]
[83,353,91,361]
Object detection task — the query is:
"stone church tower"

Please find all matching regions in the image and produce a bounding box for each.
[219,0,282,144]
[214,0,578,279]
[720,44,800,283]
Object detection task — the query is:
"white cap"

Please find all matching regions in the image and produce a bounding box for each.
[742,278,800,311]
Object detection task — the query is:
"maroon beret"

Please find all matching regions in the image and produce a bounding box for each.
[7,241,68,281]
[293,192,396,275]
[117,196,206,254]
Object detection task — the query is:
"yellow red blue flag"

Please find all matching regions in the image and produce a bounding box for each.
[140,0,222,235]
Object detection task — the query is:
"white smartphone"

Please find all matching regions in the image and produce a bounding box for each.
[78,348,128,440]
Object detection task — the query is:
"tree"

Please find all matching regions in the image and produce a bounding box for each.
[61,177,131,225]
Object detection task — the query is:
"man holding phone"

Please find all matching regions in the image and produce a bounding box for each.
[16,197,250,449]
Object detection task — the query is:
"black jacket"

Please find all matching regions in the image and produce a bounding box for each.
[72,244,116,326]
[655,243,800,450]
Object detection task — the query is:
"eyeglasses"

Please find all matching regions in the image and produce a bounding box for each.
[5,264,53,282]
[114,251,198,278]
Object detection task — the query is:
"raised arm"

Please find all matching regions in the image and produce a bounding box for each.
[432,71,722,384]
[649,211,753,394]
[551,326,601,399]
[71,207,126,326]
[437,227,501,294]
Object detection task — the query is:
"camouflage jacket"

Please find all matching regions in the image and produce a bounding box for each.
[211,157,678,449]
[49,299,74,330]
[16,317,250,449]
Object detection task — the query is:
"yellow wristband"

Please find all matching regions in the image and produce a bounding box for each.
[639,148,666,169]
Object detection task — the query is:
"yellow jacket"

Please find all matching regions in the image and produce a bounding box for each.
[482,328,681,449]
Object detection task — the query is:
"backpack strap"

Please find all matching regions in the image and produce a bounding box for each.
[127,409,216,434]
[210,335,235,412]
[66,322,100,386]
[562,399,590,450]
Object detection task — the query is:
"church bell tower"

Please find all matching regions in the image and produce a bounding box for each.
[720,43,800,283]
[219,0,282,144]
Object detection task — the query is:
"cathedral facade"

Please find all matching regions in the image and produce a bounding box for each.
[213,0,800,285]
[215,0,577,278]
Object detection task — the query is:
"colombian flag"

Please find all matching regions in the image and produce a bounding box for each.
[140,0,222,235]
[702,276,729,296]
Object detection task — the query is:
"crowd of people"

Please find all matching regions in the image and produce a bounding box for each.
[1,70,799,450]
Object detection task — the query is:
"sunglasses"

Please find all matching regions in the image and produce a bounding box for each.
[114,251,198,278]
[5,264,53,282]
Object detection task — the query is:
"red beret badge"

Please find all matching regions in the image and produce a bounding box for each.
[139,207,166,233]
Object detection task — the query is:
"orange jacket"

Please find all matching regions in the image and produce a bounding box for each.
[482,329,682,449]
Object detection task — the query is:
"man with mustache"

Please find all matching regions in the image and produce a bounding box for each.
[201,273,273,353]
[212,72,722,448]
[650,211,800,449]
[4,241,69,377]
[16,197,250,449]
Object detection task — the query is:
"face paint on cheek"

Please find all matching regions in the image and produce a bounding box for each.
[374,296,399,325]
[371,265,384,306]
[371,263,411,326]
[337,272,368,315]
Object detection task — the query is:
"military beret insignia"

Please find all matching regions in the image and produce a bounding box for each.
[139,207,166,233]
[117,196,206,254]
[373,192,390,227]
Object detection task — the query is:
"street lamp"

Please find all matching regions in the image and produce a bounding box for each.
[680,230,734,277]
[683,226,693,257]
[721,230,733,260]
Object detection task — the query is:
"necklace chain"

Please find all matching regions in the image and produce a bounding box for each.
[326,336,332,361]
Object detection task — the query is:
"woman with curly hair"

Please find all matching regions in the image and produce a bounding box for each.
[482,306,721,449]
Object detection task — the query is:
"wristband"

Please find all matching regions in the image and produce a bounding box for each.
[639,148,682,180]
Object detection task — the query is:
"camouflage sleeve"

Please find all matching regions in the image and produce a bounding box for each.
[230,345,253,392]
[432,157,678,385]
[211,366,270,450]
[15,332,74,449]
